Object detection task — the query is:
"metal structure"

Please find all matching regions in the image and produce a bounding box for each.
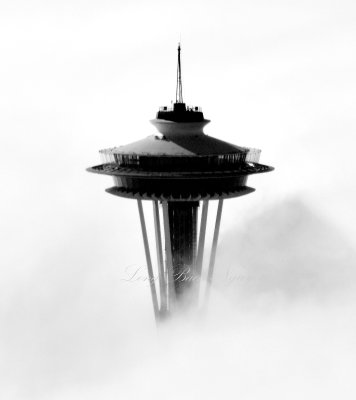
[88,44,273,321]
[176,43,183,104]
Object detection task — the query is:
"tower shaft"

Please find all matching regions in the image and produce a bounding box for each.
[167,201,198,296]
[135,197,226,320]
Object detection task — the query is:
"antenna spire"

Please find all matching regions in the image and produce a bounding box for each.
[176,43,183,103]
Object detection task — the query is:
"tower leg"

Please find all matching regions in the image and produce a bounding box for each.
[162,201,176,311]
[196,200,209,278]
[205,199,224,303]
[153,201,167,313]
[137,199,160,321]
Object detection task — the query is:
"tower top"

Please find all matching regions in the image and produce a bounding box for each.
[176,43,183,104]
[155,43,205,123]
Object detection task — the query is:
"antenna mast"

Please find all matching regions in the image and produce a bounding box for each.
[175,43,183,103]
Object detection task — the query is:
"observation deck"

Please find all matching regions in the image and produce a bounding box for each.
[87,130,273,201]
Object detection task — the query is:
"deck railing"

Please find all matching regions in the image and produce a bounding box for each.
[158,105,202,112]
[99,146,261,171]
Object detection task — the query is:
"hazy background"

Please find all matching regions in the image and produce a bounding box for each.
[0,0,355,399]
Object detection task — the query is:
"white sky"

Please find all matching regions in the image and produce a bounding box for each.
[0,1,356,399]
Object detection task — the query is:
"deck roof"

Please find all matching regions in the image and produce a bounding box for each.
[109,134,248,156]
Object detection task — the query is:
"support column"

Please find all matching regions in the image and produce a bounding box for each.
[196,200,209,278]
[162,201,176,311]
[153,201,167,313]
[205,199,224,302]
[137,199,159,321]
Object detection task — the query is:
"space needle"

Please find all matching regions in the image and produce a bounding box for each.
[88,44,273,322]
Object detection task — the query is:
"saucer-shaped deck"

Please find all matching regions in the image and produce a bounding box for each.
[87,124,273,201]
